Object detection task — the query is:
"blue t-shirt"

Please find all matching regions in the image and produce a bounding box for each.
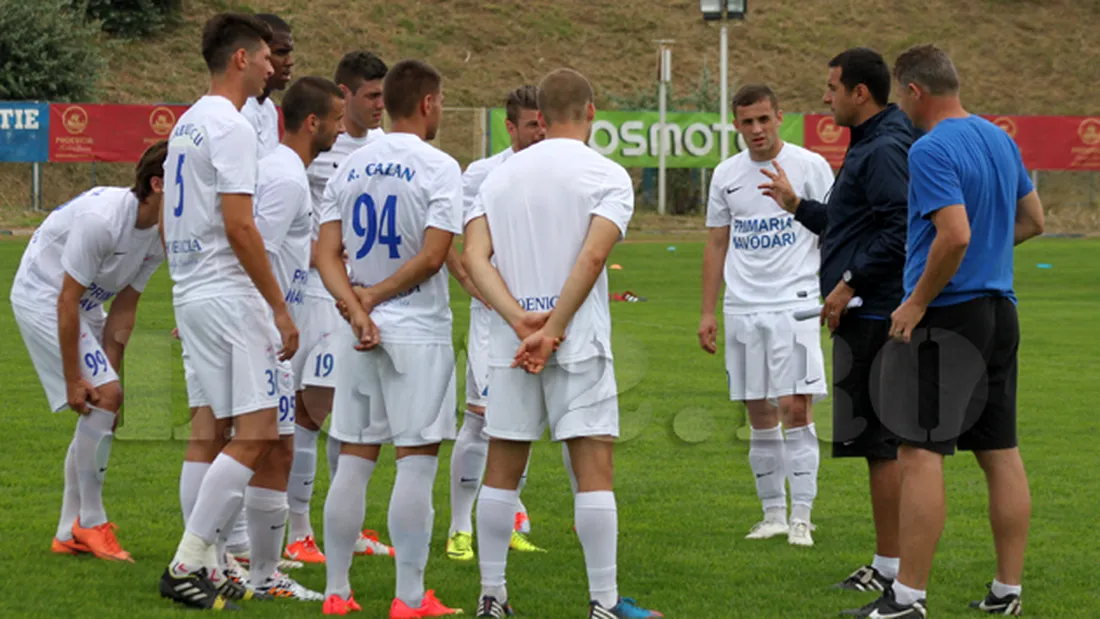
[904,116,1034,307]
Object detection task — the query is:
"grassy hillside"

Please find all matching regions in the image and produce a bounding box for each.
[3,0,1099,226]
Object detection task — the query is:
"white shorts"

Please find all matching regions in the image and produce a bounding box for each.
[175,295,281,420]
[13,305,118,413]
[465,304,492,407]
[180,339,210,409]
[724,310,828,403]
[329,338,458,447]
[485,356,620,442]
[291,295,343,391]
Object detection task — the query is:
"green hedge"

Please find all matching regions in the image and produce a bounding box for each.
[78,0,182,39]
[0,0,105,101]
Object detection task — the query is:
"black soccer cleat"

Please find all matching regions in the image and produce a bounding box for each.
[159,566,240,611]
[476,595,515,617]
[834,565,894,592]
[969,584,1023,615]
[840,588,926,618]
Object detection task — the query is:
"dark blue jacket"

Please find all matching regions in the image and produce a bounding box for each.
[794,104,915,318]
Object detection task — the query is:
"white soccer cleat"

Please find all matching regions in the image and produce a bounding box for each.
[745,520,790,540]
[254,571,325,602]
[354,529,395,557]
[788,520,815,547]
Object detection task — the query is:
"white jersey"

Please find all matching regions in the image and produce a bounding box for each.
[461,147,515,311]
[254,144,311,310]
[241,96,280,159]
[305,128,385,298]
[317,132,463,344]
[163,95,259,305]
[11,187,163,316]
[466,138,635,365]
[706,143,834,314]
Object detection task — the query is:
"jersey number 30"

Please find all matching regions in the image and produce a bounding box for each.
[352,194,402,259]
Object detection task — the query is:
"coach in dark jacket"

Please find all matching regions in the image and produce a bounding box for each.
[759,48,914,593]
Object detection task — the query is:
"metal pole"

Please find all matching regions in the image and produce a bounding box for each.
[31,162,42,211]
[480,107,489,159]
[658,46,670,215]
[719,23,729,162]
[700,167,708,210]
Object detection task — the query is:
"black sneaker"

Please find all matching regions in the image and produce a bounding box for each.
[476,595,515,617]
[969,584,1022,615]
[834,565,894,592]
[840,588,926,618]
[214,572,270,601]
[159,566,240,611]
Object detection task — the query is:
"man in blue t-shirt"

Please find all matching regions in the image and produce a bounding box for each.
[848,45,1046,619]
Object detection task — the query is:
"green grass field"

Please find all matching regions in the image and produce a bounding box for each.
[1,237,1098,618]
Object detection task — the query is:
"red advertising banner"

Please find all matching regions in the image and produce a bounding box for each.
[49,104,190,162]
[803,113,1100,171]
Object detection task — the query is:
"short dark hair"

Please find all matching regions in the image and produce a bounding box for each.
[537,69,593,126]
[893,44,960,96]
[201,13,273,73]
[383,59,442,119]
[132,140,168,202]
[828,48,891,106]
[731,84,778,116]
[334,51,389,92]
[255,13,291,35]
[505,85,539,124]
[282,77,344,132]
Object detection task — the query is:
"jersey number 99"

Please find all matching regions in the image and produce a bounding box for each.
[352,193,402,260]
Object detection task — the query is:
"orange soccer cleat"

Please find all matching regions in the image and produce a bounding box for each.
[285,535,326,563]
[51,536,91,555]
[354,529,395,557]
[389,590,463,618]
[71,521,133,562]
[323,593,363,615]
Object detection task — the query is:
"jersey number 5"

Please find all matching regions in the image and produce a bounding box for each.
[352,193,402,260]
[173,153,186,217]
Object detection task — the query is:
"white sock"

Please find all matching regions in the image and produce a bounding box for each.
[226,506,250,555]
[562,442,579,495]
[179,461,211,526]
[872,554,900,580]
[785,423,819,523]
[326,434,341,478]
[991,579,1022,598]
[892,581,926,606]
[749,425,787,518]
[575,491,618,609]
[515,457,530,533]
[322,454,374,598]
[245,486,288,586]
[449,411,488,535]
[182,453,254,545]
[74,408,114,528]
[56,440,80,540]
[476,486,516,602]
[171,530,215,576]
[288,425,319,541]
[390,455,438,608]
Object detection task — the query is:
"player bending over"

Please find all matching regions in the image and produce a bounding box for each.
[12,141,168,564]
[463,68,662,619]
[315,59,463,618]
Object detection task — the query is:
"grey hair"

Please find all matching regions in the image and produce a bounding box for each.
[892,44,960,96]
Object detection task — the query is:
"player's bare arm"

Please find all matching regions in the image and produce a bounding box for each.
[101,286,142,372]
[57,274,99,413]
[1014,190,1045,245]
[890,204,970,342]
[222,192,299,360]
[317,219,378,350]
[351,226,454,313]
[698,225,730,354]
[462,215,546,337]
[445,244,490,307]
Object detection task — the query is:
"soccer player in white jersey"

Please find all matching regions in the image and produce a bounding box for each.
[285,50,394,565]
[11,142,168,564]
[315,59,463,619]
[156,14,300,611]
[240,13,294,159]
[697,84,835,547]
[446,84,547,563]
[463,68,662,619]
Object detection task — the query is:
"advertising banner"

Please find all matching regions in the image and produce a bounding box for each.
[48,103,189,162]
[0,102,49,162]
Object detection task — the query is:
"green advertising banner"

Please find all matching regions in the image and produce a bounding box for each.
[488,108,804,168]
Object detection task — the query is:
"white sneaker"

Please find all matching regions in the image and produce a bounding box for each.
[234,550,303,571]
[745,520,789,540]
[254,571,325,602]
[788,520,815,547]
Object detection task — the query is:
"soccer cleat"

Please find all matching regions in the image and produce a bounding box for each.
[355,529,395,557]
[285,535,326,564]
[255,571,325,602]
[71,521,134,562]
[159,566,240,611]
[513,511,531,534]
[476,595,514,617]
[323,593,363,615]
[446,531,475,561]
[509,531,546,553]
[788,520,815,547]
[390,590,464,618]
[745,519,789,540]
[51,536,91,555]
[238,549,305,571]
[834,565,893,592]
[589,597,663,618]
[841,588,927,618]
[969,584,1022,615]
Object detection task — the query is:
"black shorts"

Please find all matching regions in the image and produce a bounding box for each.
[831,317,899,460]
[874,296,1019,456]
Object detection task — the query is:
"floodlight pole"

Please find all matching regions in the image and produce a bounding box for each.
[719,24,729,162]
[656,41,674,216]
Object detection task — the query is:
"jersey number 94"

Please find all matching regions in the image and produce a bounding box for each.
[352,193,402,260]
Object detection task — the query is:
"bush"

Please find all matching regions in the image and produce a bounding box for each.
[0,0,105,102]
[77,0,181,39]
